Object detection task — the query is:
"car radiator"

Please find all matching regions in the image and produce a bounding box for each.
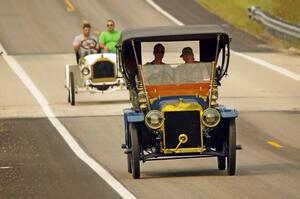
[92,61,115,79]
[163,110,202,150]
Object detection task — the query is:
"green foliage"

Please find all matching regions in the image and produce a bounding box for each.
[272,0,300,25]
[197,0,269,33]
[197,0,300,48]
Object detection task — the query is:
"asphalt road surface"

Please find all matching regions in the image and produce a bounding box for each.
[0,0,300,199]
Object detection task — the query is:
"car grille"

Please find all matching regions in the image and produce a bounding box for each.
[92,61,115,79]
[164,110,201,149]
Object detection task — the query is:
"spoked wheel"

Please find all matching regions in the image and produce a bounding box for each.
[129,123,140,179]
[69,72,75,106]
[227,119,236,176]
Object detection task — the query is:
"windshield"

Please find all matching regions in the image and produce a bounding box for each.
[143,62,211,85]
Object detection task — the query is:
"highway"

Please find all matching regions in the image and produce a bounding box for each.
[0,0,300,198]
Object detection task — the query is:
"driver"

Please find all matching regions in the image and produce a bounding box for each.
[73,23,98,63]
[146,43,165,65]
[145,43,173,84]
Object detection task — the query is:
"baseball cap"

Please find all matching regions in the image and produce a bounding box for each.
[180,47,193,57]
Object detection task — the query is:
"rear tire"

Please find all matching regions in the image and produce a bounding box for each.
[129,123,140,179]
[227,119,236,176]
[69,72,75,106]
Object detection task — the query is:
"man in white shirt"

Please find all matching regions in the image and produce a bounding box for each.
[73,23,98,63]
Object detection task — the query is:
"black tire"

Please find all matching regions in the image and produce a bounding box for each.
[129,123,140,179]
[69,72,75,106]
[127,126,132,174]
[227,119,236,176]
[68,91,70,103]
[218,156,226,170]
[216,144,226,170]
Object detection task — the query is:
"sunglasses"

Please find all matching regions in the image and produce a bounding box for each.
[107,24,114,27]
[154,50,164,53]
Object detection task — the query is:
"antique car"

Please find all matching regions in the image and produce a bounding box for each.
[65,38,124,105]
[118,25,241,179]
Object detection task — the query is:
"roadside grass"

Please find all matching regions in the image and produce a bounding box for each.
[197,0,300,49]
[272,0,300,25]
[197,0,269,34]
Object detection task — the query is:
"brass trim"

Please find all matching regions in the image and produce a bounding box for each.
[163,147,205,154]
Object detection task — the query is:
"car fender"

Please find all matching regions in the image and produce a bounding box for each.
[65,64,81,88]
[124,108,145,122]
[217,107,239,119]
[123,109,144,145]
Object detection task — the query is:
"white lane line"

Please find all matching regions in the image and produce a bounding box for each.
[0,44,136,199]
[231,51,300,81]
[146,0,300,82]
[146,0,184,26]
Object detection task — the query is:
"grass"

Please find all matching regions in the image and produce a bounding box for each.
[197,0,300,48]
[272,0,300,25]
[197,0,269,33]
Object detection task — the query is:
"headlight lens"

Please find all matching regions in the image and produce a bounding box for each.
[145,110,164,129]
[202,108,221,128]
[82,67,90,76]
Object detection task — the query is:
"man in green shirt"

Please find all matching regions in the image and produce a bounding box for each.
[99,19,121,53]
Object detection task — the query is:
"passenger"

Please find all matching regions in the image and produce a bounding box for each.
[73,23,98,63]
[177,47,210,82]
[99,19,121,53]
[180,47,200,64]
[146,43,165,65]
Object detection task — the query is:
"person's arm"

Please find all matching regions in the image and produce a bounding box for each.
[99,42,109,52]
[89,36,99,50]
[98,32,109,52]
[73,43,81,52]
[73,35,81,52]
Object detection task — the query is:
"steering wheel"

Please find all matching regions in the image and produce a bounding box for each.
[80,38,97,50]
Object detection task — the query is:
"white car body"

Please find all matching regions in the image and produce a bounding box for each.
[65,52,125,105]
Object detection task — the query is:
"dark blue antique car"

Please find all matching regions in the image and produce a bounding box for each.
[118,25,241,179]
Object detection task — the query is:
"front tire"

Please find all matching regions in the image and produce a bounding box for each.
[127,126,132,174]
[216,144,226,170]
[129,123,140,179]
[69,72,75,106]
[227,119,236,176]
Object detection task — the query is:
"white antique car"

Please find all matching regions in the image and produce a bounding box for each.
[65,52,124,105]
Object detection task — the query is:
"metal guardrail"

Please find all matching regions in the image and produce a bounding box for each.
[248,6,300,41]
